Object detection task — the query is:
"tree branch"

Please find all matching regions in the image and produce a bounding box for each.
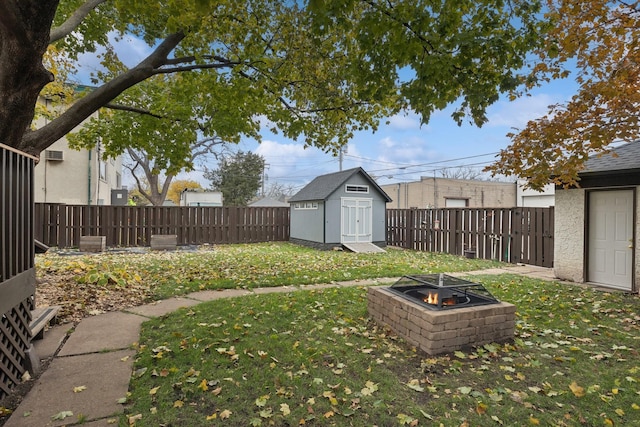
[20,31,186,155]
[49,0,108,43]
[104,102,167,119]
[153,62,240,74]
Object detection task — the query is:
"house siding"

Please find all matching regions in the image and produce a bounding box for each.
[33,106,122,205]
[290,201,324,243]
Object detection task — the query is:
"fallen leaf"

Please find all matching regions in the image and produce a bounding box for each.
[280,403,291,416]
[128,414,142,425]
[457,386,472,395]
[406,379,425,392]
[51,411,73,420]
[73,385,87,393]
[476,402,488,415]
[149,386,160,395]
[220,409,232,419]
[569,381,585,397]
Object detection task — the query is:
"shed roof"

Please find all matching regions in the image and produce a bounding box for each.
[249,197,289,207]
[289,167,392,202]
[581,141,640,175]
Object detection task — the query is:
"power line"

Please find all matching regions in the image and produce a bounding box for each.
[363,152,500,174]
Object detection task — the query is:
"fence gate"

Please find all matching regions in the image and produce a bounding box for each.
[0,144,36,400]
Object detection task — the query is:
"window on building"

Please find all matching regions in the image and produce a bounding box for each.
[345,184,369,193]
[99,159,107,181]
[445,198,468,208]
[294,202,319,209]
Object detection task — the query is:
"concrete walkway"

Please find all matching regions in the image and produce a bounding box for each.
[4,265,556,427]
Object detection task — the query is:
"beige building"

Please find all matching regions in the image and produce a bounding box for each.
[34,95,124,205]
[380,177,517,209]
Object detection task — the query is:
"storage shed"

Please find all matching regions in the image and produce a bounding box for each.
[289,167,392,251]
[554,141,640,292]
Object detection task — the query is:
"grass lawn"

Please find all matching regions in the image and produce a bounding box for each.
[121,276,640,425]
[35,242,502,323]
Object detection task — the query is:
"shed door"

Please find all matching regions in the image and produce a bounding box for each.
[588,190,634,290]
[341,198,372,243]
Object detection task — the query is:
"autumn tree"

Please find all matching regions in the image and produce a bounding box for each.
[2,0,544,166]
[67,74,229,205]
[167,180,202,205]
[488,0,640,189]
[205,151,265,206]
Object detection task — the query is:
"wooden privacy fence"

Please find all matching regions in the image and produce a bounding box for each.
[387,207,554,267]
[0,144,36,400]
[34,204,290,248]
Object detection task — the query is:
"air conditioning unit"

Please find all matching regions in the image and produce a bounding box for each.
[44,150,64,161]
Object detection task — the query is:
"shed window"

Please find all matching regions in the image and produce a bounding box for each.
[294,202,318,210]
[345,184,369,193]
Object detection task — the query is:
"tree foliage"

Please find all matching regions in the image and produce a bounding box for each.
[205,151,265,206]
[1,0,544,163]
[67,74,228,206]
[488,0,640,189]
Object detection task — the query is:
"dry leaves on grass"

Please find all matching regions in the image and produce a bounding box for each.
[36,254,153,324]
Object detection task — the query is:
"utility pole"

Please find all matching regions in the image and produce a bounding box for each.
[261,163,269,196]
[339,145,347,171]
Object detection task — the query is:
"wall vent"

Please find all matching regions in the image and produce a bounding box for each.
[44,150,64,161]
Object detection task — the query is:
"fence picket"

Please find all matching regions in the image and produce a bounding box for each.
[386,207,554,267]
[34,204,291,248]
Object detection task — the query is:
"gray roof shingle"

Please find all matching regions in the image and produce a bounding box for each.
[289,167,391,202]
[581,141,640,174]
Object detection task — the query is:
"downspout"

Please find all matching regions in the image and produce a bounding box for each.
[87,149,92,205]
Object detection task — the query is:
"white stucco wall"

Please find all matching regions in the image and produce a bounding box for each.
[554,189,585,282]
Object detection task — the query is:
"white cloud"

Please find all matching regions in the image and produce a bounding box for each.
[487,94,556,129]
[386,111,422,131]
[376,136,436,165]
[253,139,338,188]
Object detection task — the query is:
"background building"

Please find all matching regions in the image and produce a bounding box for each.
[33,93,124,205]
[180,189,223,206]
[380,177,517,209]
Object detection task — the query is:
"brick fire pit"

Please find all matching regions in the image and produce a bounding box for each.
[367,276,516,355]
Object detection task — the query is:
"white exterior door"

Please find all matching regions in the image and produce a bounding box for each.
[341,198,372,243]
[588,190,634,290]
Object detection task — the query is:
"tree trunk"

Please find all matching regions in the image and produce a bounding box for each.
[0,1,59,152]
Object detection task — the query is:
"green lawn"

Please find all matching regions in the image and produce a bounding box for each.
[32,243,640,425]
[35,243,503,322]
[102,245,640,426]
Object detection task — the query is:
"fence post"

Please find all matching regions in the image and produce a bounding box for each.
[407,208,416,250]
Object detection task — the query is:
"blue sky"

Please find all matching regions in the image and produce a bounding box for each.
[75,33,580,193]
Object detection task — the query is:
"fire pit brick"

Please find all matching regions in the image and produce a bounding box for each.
[368,287,516,355]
